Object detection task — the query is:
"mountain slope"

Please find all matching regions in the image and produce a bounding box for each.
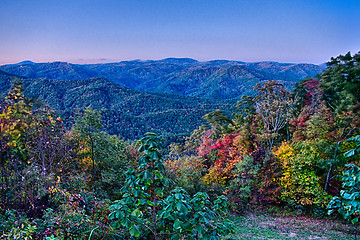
[0,71,234,140]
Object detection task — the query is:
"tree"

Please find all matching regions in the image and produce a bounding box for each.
[0,81,34,162]
[253,80,296,150]
[203,110,236,135]
[320,52,360,141]
[321,52,360,115]
[274,140,330,208]
[109,133,233,239]
[72,107,103,190]
[28,114,73,177]
[0,81,38,215]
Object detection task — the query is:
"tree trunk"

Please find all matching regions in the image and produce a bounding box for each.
[89,135,95,192]
[355,224,357,240]
[153,179,158,240]
[325,163,332,192]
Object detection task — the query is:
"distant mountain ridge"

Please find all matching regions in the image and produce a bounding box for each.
[0,58,324,99]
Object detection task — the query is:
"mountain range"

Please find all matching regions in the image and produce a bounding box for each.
[0,58,324,99]
[0,58,325,141]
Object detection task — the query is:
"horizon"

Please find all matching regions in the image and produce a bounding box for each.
[0,56,340,66]
[1,0,359,65]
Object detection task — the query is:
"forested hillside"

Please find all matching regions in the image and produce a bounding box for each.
[0,71,234,141]
[0,52,359,239]
[0,58,324,99]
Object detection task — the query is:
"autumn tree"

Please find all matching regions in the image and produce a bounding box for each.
[0,81,34,162]
[0,81,36,212]
[0,82,67,218]
[72,107,103,190]
[290,53,360,196]
[28,113,73,177]
[254,80,296,150]
[274,140,330,209]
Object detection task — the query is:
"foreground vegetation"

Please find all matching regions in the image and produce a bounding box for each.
[0,52,359,239]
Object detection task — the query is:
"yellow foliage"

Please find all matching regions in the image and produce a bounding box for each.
[204,164,227,186]
[274,140,330,207]
[165,156,205,178]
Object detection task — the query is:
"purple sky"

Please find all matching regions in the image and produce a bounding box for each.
[0,0,359,65]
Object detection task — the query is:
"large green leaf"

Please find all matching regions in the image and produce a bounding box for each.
[129,225,141,237]
[148,150,162,160]
[173,219,182,230]
[344,149,356,158]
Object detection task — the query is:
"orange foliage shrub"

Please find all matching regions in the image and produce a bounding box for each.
[200,133,250,186]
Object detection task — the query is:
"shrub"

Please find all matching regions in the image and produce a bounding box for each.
[274,141,330,208]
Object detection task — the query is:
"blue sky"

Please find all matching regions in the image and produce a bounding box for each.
[0,0,359,65]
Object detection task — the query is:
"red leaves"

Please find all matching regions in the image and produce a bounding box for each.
[199,133,250,186]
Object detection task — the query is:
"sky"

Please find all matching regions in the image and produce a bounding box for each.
[0,0,359,65]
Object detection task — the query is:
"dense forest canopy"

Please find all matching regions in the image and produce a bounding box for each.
[0,52,359,239]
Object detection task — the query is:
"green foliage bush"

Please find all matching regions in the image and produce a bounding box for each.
[0,210,37,239]
[109,133,234,239]
[228,155,260,209]
[328,136,360,225]
[328,164,360,224]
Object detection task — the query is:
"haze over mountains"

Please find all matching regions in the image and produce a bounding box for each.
[0,58,324,99]
[0,58,325,141]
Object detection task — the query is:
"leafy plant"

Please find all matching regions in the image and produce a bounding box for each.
[328,164,360,224]
[109,133,233,239]
[327,164,360,240]
[328,136,360,238]
[0,210,36,240]
[344,135,360,159]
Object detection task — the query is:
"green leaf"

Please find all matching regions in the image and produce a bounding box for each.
[139,199,147,205]
[129,225,141,237]
[121,218,132,228]
[149,150,162,160]
[196,224,205,237]
[155,188,164,198]
[131,208,142,217]
[163,211,172,219]
[138,145,146,153]
[176,202,187,212]
[175,193,181,200]
[171,234,180,240]
[112,221,121,229]
[144,169,152,180]
[344,149,356,158]
[173,219,181,230]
